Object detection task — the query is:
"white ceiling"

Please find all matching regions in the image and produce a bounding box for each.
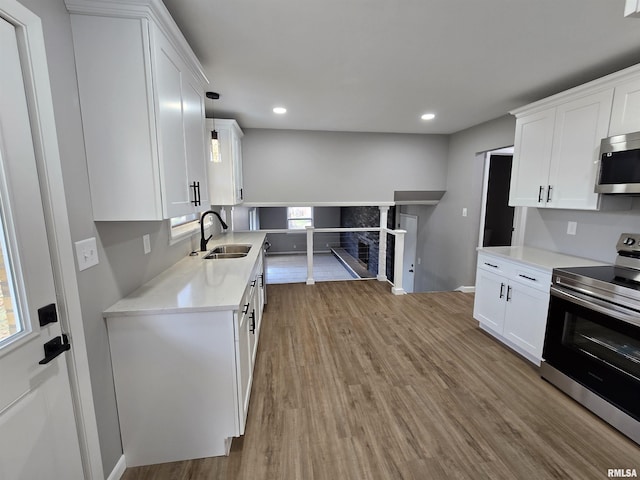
[162,0,640,134]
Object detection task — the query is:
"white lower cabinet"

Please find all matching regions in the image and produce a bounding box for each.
[107,256,265,467]
[473,253,550,365]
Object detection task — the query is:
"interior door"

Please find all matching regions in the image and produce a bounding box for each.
[399,214,417,293]
[0,16,84,479]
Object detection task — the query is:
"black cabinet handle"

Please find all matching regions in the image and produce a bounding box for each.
[506,285,512,302]
[190,181,201,206]
[240,188,243,200]
[546,185,552,203]
[484,262,498,269]
[39,335,71,365]
[538,185,544,203]
[518,274,537,282]
[251,279,256,287]
[499,282,505,299]
[242,303,250,315]
[249,310,255,334]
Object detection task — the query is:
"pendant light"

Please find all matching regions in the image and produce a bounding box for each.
[206,92,222,163]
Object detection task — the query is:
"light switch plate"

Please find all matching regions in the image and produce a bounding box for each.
[462,208,468,217]
[143,234,151,254]
[567,221,577,235]
[75,237,99,271]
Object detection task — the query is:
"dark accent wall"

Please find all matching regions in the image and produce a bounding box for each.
[340,206,395,280]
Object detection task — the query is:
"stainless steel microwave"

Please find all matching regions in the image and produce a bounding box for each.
[596,131,640,194]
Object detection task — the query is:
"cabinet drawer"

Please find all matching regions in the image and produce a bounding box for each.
[477,253,513,277]
[511,266,551,293]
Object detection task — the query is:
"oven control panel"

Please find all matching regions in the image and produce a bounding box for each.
[616,233,640,258]
[616,233,640,254]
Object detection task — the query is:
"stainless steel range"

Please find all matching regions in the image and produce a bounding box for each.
[542,233,640,445]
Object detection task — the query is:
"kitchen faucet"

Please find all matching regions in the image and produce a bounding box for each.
[200,210,229,251]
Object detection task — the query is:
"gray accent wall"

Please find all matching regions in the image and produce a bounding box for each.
[242,129,449,203]
[17,0,227,474]
[405,115,517,292]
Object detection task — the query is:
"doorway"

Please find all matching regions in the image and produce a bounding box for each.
[399,213,417,293]
[479,148,516,247]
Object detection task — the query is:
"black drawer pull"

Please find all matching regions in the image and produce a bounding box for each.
[499,282,505,299]
[484,262,498,268]
[249,310,256,334]
[538,185,544,203]
[39,335,71,365]
[242,303,250,315]
[519,274,537,282]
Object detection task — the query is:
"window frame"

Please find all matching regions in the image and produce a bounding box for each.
[286,206,314,230]
[169,212,210,245]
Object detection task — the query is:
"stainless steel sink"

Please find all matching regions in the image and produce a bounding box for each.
[203,244,251,259]
[204,252,248,259]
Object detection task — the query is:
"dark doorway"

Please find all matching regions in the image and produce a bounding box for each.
[483,154,514,247]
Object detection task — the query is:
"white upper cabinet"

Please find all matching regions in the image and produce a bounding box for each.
[609,77,640,136]
[66,0,209,221]
[207,119,244,206]
[510,62,640,211]
[509,89,613,210]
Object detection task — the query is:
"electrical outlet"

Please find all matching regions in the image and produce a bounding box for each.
[417,257,421,265]
[462,208,468,217]
[75,237,99,271]
[567,221,577,235]
[143,234,151,254]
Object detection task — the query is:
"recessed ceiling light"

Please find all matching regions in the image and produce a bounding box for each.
[273,107,287,114]
[421,113,436,121]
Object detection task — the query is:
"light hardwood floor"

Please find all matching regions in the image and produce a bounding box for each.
[122,281,639,480]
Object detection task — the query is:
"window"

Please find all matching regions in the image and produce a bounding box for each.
[169,212,208,244]
[287,207,313,229]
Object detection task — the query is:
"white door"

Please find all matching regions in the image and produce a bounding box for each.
[0,16,84,480]
[399,214,417,293]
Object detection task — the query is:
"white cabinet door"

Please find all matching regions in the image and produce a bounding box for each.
[503,281,550,361]
[609,77,640,136]
[232,130,244,203]
[153,28,192,219]
[208,119,244,206]
[509,108,555,207]
[548,89,613,210]
[473,268,507,334]
[236,308,252,435]
[182,71,209,208]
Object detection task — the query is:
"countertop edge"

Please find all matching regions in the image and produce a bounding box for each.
[476,246,606,272]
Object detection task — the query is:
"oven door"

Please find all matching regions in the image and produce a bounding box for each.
[544,286,640,421]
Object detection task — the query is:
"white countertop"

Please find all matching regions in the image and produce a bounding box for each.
[477,246,605,272]
[104,231,267,317]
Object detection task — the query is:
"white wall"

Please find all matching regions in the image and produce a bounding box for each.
[242,129,449,203]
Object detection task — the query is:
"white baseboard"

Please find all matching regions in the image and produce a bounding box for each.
[106,455,126,480]
[455,286,475,293]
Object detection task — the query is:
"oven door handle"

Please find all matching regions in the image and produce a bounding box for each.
[551,286,640,328]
